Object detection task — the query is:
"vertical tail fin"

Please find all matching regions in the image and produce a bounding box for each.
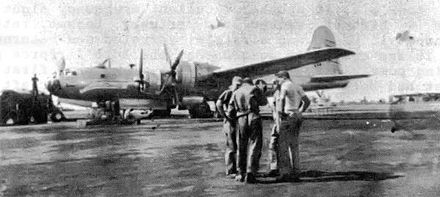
[307,26,343,75]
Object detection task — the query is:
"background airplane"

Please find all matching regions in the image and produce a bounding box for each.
[46,26,369,119]
[210,17,226,30]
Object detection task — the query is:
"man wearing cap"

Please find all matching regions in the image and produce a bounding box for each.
[216,76,243,177]
[227,77,268,183]
[275,70,310,182]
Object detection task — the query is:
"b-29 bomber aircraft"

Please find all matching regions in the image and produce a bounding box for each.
[46,26,369,120]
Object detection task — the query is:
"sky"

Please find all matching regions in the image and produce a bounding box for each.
[0,0,440,102]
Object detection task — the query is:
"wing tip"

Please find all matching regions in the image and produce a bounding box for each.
[334,47,355,55]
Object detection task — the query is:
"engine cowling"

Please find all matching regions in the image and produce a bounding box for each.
[175,61,221,95]
[175,61,196,94]
[144,69,162,93]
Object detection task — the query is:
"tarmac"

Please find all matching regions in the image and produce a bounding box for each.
[1,117,440,196]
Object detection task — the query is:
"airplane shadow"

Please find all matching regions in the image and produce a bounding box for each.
[257,170,403,184]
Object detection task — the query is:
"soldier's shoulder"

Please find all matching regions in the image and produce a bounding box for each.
[237,85,250,91]
[283,80,300,89]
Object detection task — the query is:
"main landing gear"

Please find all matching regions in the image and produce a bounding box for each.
[88,100,137,125]
[188,101,213,119]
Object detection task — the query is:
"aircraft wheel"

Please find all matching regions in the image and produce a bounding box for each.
[4,112,17,125]
[50,110,65,122]
[152,109,171,117]
[36,111,48,124]
[188,102,213,118]
[31,109,48,124]
[29,116,36,123]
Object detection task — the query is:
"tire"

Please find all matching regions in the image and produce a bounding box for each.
[188,102,213,119]
[3,112,17,125]
[35,111,48,124]
[188,108,197,119]
[152,109,171,117]
[31,109,48,124]
[50,111,65,122]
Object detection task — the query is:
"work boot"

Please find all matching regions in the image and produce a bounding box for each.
[235,173,245,182]
[226,169,238,176]
[267,169,279,177]
[245,173,257,184]
[226,171,237,179]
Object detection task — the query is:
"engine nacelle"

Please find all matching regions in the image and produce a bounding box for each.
[176,61,196,94]
[175,61,221,95]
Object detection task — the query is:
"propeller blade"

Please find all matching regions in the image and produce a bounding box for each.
[136,49,145,91]
[164,44,172,68]
[59,57,66,71]
[32,74,39,98]
[159,47,183,105]
[173,86,180,106]
[171,50,184,71]
[139,49,144,81]
[57,57,66,76]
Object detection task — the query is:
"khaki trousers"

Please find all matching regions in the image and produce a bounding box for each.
[223,119,237,174]
[236,113,262,175]
[278,113,303,177]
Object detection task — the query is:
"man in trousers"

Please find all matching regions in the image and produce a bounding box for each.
[275,71,310,182]
[268,79,282,177]
[216,76,243,177]
[227,77,267,183]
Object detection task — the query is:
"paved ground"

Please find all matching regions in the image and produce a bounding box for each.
[1,118,440,196]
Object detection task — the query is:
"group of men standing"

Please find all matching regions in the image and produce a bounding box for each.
[216,71,310,183]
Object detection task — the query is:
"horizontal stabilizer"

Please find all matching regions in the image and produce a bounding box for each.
[310,74,370,83]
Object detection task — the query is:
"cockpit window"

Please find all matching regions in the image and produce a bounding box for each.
[64,69,77,76]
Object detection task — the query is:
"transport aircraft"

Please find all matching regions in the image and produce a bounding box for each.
[46,26,368,120]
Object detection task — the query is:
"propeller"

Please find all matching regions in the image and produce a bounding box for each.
[46,56,64,95]
[135,49,145,92]
[160,44,184,106]
[56,57,66,77]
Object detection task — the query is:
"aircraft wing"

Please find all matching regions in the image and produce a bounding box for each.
[206,47,355,80]
[310,74,370,83]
